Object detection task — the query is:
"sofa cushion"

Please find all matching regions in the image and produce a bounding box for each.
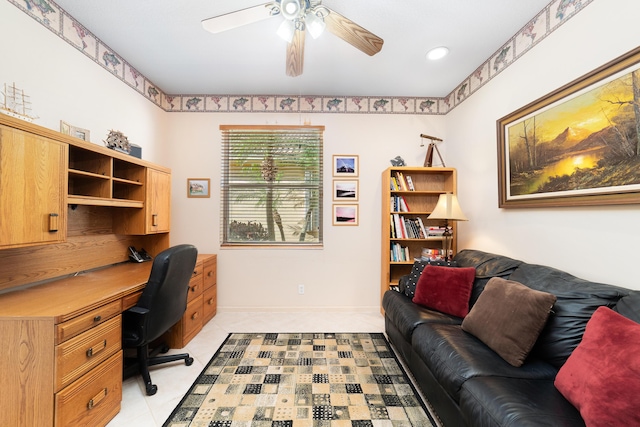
[411,323,557,402]
[509,263,628,368]
[402,259,458,299]
[460,377,585,427]
[453,249,523,306]
[614,290,640,323]
[382,290,461,342]
[554,306,640,427]
[413,265,475,318]
[461,277,556,367]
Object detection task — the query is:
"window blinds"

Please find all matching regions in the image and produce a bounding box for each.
[220,125,324,245]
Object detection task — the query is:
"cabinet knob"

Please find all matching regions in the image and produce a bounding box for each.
[86,339,107,358]
[48,213,59,232]
[152,214,158,226]
[93,315,102,322]
[191,285,198,292]
[87,388,108,410]
[208,298,214,305]
[191,312,199,320]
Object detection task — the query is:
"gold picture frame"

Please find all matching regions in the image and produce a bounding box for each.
[60,120,90,141]
[187,178,210,198]
[332,155,359,177]
[332,204,358,226]
[332,179,359,201]
[498,46,640,208]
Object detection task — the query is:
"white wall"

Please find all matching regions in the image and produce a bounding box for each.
[0,1,167,163]
[165,113,445,311]
[446,0,640,290]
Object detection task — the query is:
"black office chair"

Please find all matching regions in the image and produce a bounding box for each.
[122,244,198,395]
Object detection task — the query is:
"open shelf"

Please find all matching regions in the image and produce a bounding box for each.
[67,146,147,207]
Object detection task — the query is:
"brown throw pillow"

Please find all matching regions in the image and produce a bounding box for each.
[461,277,556,367]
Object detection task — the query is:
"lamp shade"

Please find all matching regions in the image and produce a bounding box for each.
[429,193,468,221]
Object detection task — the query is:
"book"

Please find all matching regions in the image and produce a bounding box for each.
[406,175,415,191]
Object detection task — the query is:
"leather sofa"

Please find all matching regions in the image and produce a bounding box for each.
[382,249,640,427]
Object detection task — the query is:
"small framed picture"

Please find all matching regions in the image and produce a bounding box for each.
[332,204,358,226]
[333,180,359,201]
[187,178,210,198]
[333,155,359,177]
[60,120,90,141]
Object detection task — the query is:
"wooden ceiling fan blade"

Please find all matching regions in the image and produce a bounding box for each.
[286,29,305,77]
[324,9,383,56]
[202,3,275,34]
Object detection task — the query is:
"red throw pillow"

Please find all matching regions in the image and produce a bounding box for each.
[412,265,475,318]
[554,306,640,426]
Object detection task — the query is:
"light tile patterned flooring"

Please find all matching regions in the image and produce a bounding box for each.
[107,311,386,427]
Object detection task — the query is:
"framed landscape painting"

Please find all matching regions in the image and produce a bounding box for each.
[333,180,359,201]
[498,46,640,208]
[332,204,358,226]
[333,155,359,177]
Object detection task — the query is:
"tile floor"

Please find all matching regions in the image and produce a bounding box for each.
[106,311,386,427]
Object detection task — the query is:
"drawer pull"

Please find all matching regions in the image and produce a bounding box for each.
[191,312,199,321]
[49,213,59,232]
[87,388,108,410]
[208,298,214,305]
[152,214,158,226]
[207,271,213,277]
[192,270,197,276]
[191,285,198,292]
[87,339,107,358]
[93,315,102,322]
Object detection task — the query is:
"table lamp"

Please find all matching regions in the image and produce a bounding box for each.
[428,193,468,260]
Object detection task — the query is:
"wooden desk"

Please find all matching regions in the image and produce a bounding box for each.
[0,262,152,427]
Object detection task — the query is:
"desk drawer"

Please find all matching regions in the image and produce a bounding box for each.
[183,295,203,342]
[187,262,203,302]
[55,351,122,427]
[203,256,216,290]
[203,285,217,323]
[55,316,122,391]
[56,300,122,345]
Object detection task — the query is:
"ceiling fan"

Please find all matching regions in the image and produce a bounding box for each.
[201,0,384,77]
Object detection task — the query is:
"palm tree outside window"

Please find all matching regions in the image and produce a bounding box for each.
[221,125,324,246]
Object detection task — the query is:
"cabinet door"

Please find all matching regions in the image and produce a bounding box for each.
[0,125,66,248]
[147,169,170,233]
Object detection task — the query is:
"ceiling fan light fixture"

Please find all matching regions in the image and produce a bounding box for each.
[280,0,301,20]
[306,12,325,39]
[277,19,296,42]
[426,46,450,61]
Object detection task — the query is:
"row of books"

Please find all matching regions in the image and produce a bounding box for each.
[390,245,452,262]
[390,195,410,212]
[390,171,415,191]
[390,214,448,239]
[390,242,410,262]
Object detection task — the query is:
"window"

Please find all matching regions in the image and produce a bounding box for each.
[221,125,324,246]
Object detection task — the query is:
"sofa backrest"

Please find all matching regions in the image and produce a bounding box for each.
[509,263,630,368]
[453,249,523,306]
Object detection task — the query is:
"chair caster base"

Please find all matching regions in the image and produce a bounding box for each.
[146,383,158,396]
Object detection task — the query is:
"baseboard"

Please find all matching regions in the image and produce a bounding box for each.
[217,305,381,313]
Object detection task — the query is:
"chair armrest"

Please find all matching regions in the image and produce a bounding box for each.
[122,306,150,346]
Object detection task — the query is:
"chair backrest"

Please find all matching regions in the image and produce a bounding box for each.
[136,244,198,343]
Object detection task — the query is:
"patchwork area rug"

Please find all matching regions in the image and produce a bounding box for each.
[164,332,435,427]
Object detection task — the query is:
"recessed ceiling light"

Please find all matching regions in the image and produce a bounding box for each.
[426,46,449,61]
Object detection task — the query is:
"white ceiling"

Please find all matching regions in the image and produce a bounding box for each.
[54,0,552,98]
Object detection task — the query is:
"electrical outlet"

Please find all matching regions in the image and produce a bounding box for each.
[298,284,305,294]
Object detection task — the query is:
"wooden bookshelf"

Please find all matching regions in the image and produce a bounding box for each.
[381,167,458,311]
